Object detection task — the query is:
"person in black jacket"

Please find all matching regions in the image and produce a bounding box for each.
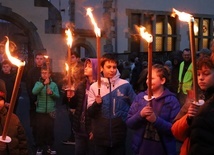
[188,56,214,155]
[62,52,84,145]
[26,52,45,145]
[0,60,20,113]
[71,58,98,155]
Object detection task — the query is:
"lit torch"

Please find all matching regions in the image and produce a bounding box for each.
[139,27,153,105]
[0,37,25,142]
[44,55,50,72]
[172,8,198,102]
[65,28,74,99]
[86,7,101,95]
[65,62,69,76]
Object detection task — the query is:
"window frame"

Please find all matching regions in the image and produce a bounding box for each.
[126,9,214,54]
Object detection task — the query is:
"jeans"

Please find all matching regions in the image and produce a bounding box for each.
[35,113,55,148]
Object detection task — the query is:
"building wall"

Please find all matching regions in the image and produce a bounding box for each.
[72,0,214,54]
[116,0,214,53]
[0,0,214,73]
[0,0,67,72]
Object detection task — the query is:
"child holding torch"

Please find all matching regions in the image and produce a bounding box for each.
[172,56,214,155]
[87,53,136,155]
[0,79,28,155]
[126,64,180,155]
[71,58,98,155]
[32,66,60,155]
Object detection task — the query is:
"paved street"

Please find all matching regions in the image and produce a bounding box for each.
[16,82,75,155]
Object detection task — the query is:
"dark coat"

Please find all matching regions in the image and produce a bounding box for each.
[26,66,41,107]
[0,107,28,155]
[0,72,17,103]
[71,80,92,135]
[189,87,214,155]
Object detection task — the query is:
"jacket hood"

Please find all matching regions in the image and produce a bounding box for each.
[84,58,98,82]
[101,69,121,86]
[84,58,98,88]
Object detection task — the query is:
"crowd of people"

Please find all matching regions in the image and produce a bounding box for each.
[0,42,213,155]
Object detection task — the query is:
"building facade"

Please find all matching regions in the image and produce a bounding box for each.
[0,0,214,72]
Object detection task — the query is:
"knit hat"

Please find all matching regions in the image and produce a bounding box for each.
[197,48,211,56]
[0,79,6,100]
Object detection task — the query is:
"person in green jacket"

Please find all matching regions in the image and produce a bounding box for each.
[32,66,60,155]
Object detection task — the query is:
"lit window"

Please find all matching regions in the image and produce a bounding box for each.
[127,10,178,53]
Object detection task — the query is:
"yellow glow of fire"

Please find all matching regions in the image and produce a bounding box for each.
[65,29,73,48]
[44,55,49,59]
[172,8,194,22]
[86,8,101,37]
[5,37,25,67]
[65,63,69,71]
[139,27,153,43]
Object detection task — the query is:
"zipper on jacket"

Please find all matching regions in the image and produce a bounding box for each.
[45,85,48,113]
[113,98,116,116]
[108,78,113,147]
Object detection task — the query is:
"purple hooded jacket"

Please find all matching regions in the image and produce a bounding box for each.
[126,88,180,155]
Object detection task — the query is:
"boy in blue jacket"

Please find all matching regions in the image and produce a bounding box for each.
[87,53,136,155]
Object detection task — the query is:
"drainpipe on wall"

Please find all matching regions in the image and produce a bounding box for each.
[114,0,117,53]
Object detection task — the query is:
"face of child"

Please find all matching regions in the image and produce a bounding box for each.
[84,62,93,77]
[70,55,79,65]
[197,66,214,91]
[41,70,50,80]
[35,55,44,67]
[2,64,11,74]
[147,69,165,91]
[102,61,117,79]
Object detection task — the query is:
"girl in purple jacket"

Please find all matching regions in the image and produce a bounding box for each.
[126,64,180,155]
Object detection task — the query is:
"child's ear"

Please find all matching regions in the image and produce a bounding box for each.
[161,77,166,85]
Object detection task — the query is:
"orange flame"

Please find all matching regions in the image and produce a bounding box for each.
[139,26,153,43]
[65,29,73,48]
[44,55,49,59]
[5,37,25,67]
[172,8,194,22]
[65,63,69,72]
[86,8,101,37]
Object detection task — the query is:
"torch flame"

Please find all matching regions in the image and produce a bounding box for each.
[139,26,153,43]
[44,55,49,59]
[86,8,101,37]
[5,37,25,67]
[65,29,73,48]
[172,8,194,22]
[65,63,69,71]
